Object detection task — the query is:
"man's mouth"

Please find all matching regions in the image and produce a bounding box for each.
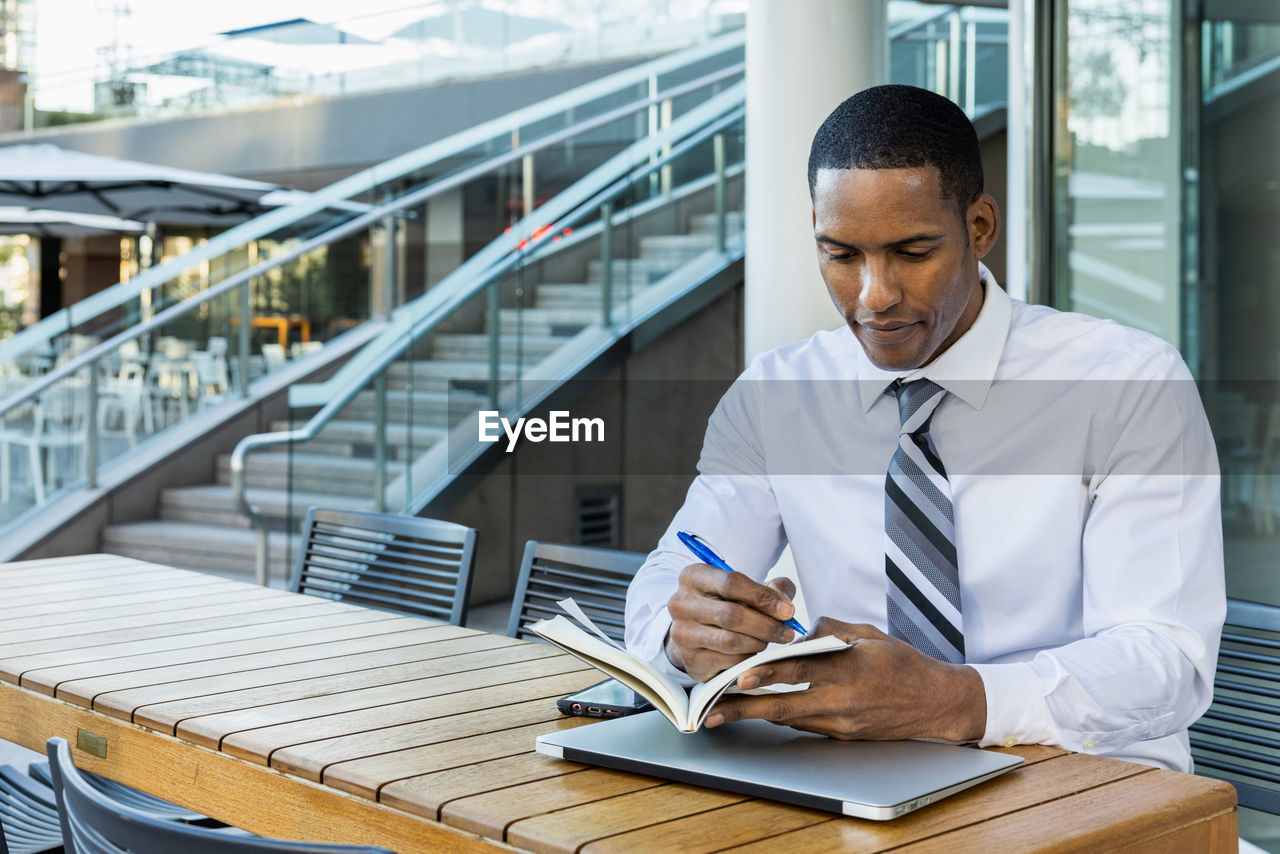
[858,320,919,343]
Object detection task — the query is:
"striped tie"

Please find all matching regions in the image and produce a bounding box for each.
[884,379,964,664]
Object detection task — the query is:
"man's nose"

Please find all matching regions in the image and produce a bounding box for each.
[859,258,900,313]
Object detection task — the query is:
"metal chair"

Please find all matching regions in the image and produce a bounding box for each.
[1191,598,1280,814]
[0,764,61,854]
[506,540,646,643]
[29,760,202,822]
[292,508,478,626]
[45,738,394,854]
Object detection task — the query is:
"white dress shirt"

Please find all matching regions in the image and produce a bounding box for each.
[625,266,1225,772]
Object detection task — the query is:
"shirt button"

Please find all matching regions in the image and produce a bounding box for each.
[1002,736,1018,748]
[1083,738,1096,750]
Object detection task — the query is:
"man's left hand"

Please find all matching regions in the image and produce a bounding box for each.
[703,617,987,743]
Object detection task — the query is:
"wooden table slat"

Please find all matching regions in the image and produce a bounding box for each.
[0,593,326,655]
[151,640,556,735]
[506,782,750,854]
[0,588,286,640]
[380,753,590,820]
[218,663,596,762]
[0,554,155,588]
[0,579,247,625]
[445,768,667,839]
[0,605,392,681]
[0,566,215,609]
[272,690,597,781]
[90,629,506,720]
[53,623,474,706]
[581,797,832,854]
[321,717,596,800]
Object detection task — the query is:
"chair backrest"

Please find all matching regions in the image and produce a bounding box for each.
[506,541,647,643]
[45,738,393,854]
[260,344,287,372]
[291,507,478,626]
[1190,598,1280,814]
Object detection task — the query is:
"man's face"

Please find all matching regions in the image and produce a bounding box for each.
[811,166,996,371]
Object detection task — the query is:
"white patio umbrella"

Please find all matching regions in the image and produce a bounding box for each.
[0,144,281,226]
[0,207,145,238]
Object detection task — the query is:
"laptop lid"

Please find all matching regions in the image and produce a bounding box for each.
[536,710,1023,820]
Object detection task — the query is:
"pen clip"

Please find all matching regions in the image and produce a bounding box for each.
[677,531,733,572]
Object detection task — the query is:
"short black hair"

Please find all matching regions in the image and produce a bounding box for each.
[807,85,983,215]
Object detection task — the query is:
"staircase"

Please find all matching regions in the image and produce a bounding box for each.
[101,212,738,583]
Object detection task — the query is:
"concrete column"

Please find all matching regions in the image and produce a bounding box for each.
[744,0,888,360]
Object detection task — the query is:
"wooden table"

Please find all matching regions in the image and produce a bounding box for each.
[0,555,1238,853]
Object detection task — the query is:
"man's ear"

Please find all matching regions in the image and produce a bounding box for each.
[811,208,817,229]
[968,193,1001,259]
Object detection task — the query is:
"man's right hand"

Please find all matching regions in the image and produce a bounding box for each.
[663,564,798,682]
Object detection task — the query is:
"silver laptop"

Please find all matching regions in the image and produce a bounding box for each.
[535,711,1023,820]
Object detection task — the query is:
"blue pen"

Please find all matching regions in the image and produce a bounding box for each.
[677,530,807,636]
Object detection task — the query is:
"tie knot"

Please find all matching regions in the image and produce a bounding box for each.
[891,379,947,434]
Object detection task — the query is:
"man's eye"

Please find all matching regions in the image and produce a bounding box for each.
[900,249,933,260]
[824,250,856,261]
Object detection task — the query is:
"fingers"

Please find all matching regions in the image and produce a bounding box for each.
[767,576,797,602]
[671,565,796,645]
[665,564,803,681]
[683,564,797,622]
[811,616,887,643]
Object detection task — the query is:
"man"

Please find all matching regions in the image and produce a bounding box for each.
[624,85,1224,771]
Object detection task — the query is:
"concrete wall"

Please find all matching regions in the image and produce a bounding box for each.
[3,59,644,189]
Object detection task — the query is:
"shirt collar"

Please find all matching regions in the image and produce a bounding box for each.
[856,262,1012,413]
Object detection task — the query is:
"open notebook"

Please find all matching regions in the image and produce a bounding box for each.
[530,598,848,733]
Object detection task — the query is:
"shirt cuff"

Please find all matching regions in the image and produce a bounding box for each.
[627,606,697,688]
[966,661,1055,749]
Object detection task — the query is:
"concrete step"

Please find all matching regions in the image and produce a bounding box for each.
[688,211,744,235]
[158,483,373,528]
[342,388,484,426]
[269,418,445,460]
[101,520,296,583]
[586,256,682,284]
[533,283,654,309]
[638,233,716,258]
[498,307,600,336]
[217,451,380,494]
[384,360,521,393]
[430,333,569,363]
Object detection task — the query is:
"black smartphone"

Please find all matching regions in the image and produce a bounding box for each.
[557,678,653,718]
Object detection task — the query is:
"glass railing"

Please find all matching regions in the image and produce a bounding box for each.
[889,2,1009,117]
[231,85,746,582]
[30,2,745,127]
[0,35,744,533]
[1204,16,1280,103]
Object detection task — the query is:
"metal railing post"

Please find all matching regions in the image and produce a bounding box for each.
[487,278,500,411]
[374,372,387,513]
[255,522,268,587]
[600,201,614,326]
[522,153,535,219]
[237,279,251,397]
[714,133,727,253]
[85,366,99,490]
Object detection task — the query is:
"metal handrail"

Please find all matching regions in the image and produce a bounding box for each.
[0,30,746,371]
[229,87,746,582]
[0,64,744,424]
